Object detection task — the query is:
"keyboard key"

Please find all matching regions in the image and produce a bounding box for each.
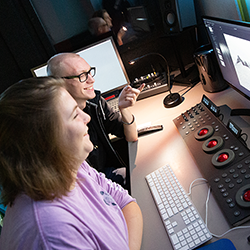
[150,185,161,204]
[171,234,179,245]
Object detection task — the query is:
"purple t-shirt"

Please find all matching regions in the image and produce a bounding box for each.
[0,161,135,249]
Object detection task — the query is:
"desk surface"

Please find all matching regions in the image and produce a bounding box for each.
[129,82,250,250]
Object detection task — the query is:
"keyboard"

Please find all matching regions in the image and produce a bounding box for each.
[107,97,119,113]
[145,164,212,250]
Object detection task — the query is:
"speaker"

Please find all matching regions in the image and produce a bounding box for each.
[157,0,197,34]
[194,44,228,93]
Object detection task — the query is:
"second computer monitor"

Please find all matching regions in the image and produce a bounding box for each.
[203,16,250,101]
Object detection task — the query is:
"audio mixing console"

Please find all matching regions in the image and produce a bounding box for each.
[131,72,170,100]
[173,95,250,226]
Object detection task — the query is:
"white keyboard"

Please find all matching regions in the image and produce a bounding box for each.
[145,164,212,250]
[107,97,119,113]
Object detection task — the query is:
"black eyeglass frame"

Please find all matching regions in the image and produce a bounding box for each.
[63,67,96,82]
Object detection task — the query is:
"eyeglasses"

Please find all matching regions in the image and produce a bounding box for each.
[63,67,96,82]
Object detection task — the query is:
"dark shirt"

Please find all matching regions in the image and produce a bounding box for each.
[83,90,127,172]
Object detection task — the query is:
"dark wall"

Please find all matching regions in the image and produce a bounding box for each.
[194,0,241,46]
[0,0,55,94]
[119,28,198,82]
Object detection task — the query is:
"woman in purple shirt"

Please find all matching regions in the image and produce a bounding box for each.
[0,77,143,250]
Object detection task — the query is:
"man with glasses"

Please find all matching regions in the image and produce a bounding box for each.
[47,53,144,189]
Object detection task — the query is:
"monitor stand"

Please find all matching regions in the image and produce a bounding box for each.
[170,34,200,87]
[173,64,199,86]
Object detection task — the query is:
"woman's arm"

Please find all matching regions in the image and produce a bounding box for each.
[122,201,143,250]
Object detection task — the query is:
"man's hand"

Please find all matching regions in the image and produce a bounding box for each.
[117,28,126,46]
[118,84,145,110]
[118,84,144,142]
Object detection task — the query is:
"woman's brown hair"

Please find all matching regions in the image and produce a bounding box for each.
[0,77,77,206]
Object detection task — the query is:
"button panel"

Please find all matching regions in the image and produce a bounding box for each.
[173,96,250,226]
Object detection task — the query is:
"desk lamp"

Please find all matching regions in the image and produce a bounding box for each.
[129,52,183,108]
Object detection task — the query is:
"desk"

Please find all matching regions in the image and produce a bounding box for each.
[129,82,250,250]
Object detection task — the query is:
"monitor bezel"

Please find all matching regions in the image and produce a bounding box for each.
[202,15,250,102]
[30,63,47,77]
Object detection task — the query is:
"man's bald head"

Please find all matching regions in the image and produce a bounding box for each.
[46,52,95,109]
[47,53,82,77]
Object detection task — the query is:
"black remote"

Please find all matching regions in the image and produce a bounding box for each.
[138,125,163,136]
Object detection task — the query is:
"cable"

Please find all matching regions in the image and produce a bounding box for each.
[203,186,250,238]
[188,177,250,239]
[187,177,210,225]
[187,177,208,196]
[178,85,191,94]
[204,187,250,239]
[211,226,250,238]
[218,113,224,122]
[205,186,211,226]
[240,132,248,143]
[179,82,201,97]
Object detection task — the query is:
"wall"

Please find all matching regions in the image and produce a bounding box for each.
[31,0,94,44]
[194,0,241,45]
[0,0,55,94]
[195,0,240,19]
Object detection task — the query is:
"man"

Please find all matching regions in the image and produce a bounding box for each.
[91,9,126,46]
[88,17,110,37]
[47,53,144,188]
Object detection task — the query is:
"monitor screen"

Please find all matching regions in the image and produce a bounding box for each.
[203,16,250,101]
[31,36,130,95]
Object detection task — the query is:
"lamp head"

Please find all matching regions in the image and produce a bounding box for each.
[128,60,136,65]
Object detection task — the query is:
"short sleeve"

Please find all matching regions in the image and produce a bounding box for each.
[79,161,136,209]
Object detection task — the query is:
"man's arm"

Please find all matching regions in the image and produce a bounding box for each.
[118,84,145,142]
[122,201,143,250]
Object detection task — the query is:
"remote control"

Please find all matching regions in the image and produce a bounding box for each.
[138,125,163,136]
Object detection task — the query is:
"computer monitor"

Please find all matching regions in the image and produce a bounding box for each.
[203,16,250,101]
[31,36,130,96]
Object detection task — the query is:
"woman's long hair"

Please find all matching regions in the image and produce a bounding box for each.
[0,77,77,206]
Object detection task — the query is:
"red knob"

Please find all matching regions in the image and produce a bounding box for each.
[244,190,250,202]
[217,153,228,162]
[207,140,218,148]
[199,128,208,136]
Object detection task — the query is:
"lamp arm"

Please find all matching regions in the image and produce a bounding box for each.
[129,52,183,108]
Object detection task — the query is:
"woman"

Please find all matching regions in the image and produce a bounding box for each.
[0,77,143,249]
